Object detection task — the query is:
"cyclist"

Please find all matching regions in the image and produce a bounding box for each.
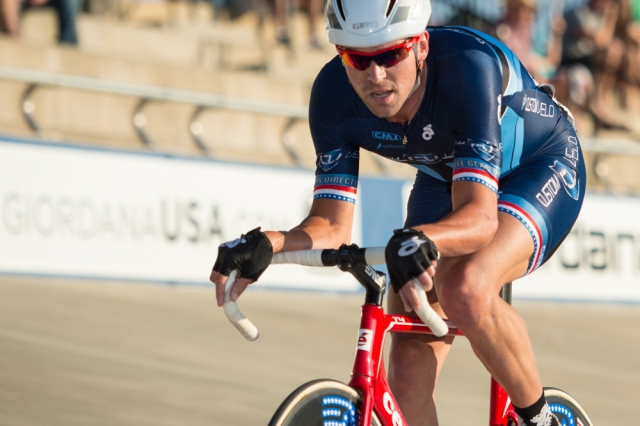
[210,0,585,425]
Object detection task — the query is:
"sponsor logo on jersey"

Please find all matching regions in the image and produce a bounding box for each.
[521,94,555,118]
[536,174,561,208]
[314,174,358,204]
[452,159,500,192]
[372,131,402,142]
[317,149,343,172]
[564,136,580,167]
[377,142,406,150]
[550,160,580,200]
[396,153,441,165]
[357,329,373,352]
[422,124,434,141]
[471,142,498,162]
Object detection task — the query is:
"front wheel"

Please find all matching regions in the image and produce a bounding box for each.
[544,387,593,426]
[268,379,382,426]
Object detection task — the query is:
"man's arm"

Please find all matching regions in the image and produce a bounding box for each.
[211,198,355,306]
[394,181,498,312]
[265,198,355,253]
[412,181,499,257]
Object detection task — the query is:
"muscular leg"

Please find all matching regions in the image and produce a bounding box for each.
[436,212,541,408]
[387,289,454,426]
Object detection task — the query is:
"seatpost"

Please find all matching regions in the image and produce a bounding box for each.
[499,282,513,305]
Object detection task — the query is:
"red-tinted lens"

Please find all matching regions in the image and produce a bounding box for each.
[337,36,418,71]
[371,47,411,68]
[339,51,372,70]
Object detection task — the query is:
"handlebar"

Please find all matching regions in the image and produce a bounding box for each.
[223,246,449,340]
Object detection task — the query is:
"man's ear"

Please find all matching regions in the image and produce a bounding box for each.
[418,30,430,62]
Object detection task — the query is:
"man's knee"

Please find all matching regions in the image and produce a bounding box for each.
[436,261,495,332]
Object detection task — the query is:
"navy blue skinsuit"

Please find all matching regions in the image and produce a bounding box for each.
[309,27,585,274]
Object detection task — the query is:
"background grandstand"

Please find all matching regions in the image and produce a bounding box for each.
[1,0,639,188]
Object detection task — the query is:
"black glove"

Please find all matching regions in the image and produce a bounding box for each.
[213,227,273,281]
[385,228,439,293]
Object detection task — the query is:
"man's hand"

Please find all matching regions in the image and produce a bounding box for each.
[385,228,439,312]
[210,228,273,307]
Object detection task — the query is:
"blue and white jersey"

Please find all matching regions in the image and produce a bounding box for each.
[309,26,574,204]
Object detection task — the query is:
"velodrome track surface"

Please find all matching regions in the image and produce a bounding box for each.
[1,277,638,425]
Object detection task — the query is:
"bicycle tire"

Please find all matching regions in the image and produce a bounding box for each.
[268,379,383,426]
[544,387,594,426]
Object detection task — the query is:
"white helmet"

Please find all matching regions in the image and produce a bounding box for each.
[325,0,431,48]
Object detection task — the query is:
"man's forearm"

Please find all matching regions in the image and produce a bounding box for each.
[265,216,352,253]
[412,201,499,258]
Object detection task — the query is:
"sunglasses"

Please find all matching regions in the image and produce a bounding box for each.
[336,36,420,71]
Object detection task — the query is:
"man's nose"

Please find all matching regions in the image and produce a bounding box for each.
[367,61,386,83]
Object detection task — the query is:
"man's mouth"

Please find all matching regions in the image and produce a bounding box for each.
[373,91,391,98]
[371,89,393,99]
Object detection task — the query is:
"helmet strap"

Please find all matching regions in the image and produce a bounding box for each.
[408,44,424,97]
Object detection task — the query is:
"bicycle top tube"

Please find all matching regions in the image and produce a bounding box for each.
[384,312,463,336]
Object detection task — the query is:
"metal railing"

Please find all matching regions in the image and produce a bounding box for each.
[0,65,309,166]
[1,65,639,187]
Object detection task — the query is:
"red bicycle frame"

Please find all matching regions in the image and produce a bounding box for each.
[349,303,515,426]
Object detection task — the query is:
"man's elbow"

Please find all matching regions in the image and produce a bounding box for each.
[476,215,499,249]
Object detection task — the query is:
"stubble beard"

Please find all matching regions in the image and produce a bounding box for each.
[358,83,411,119]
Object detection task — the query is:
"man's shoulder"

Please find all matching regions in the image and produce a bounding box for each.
[310,56,363,126]
[427,26,501,59]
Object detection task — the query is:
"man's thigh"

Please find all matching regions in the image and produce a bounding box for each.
[434,211,534,297]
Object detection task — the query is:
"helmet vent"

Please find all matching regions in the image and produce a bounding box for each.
[336,0,346,21]
[385,0,397,18]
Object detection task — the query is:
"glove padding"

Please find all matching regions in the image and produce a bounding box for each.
[385,228,439,293]
[213,227,273,281]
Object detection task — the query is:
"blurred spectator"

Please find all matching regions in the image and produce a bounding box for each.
[558,0,625,127]
[274,0,322,49]
[0,0,78,44]
[494,0,565,82]
[618,0,640,115]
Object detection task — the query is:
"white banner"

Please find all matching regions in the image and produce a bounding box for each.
[0,139,362,291]
[518,193,640,301]
[4,138,639,301]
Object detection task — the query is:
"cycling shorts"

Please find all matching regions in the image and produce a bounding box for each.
[404,127,586,275]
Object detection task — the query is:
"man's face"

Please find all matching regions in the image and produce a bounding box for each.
[342,32,429,120]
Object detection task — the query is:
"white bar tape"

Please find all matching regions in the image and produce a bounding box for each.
[271,250,324,266]
[223,270,259,341]
[271,247,386,266]
[412,278,449,337]
[363,247,385,265]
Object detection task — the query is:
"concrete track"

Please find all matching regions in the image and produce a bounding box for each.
[0,277,638,425]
